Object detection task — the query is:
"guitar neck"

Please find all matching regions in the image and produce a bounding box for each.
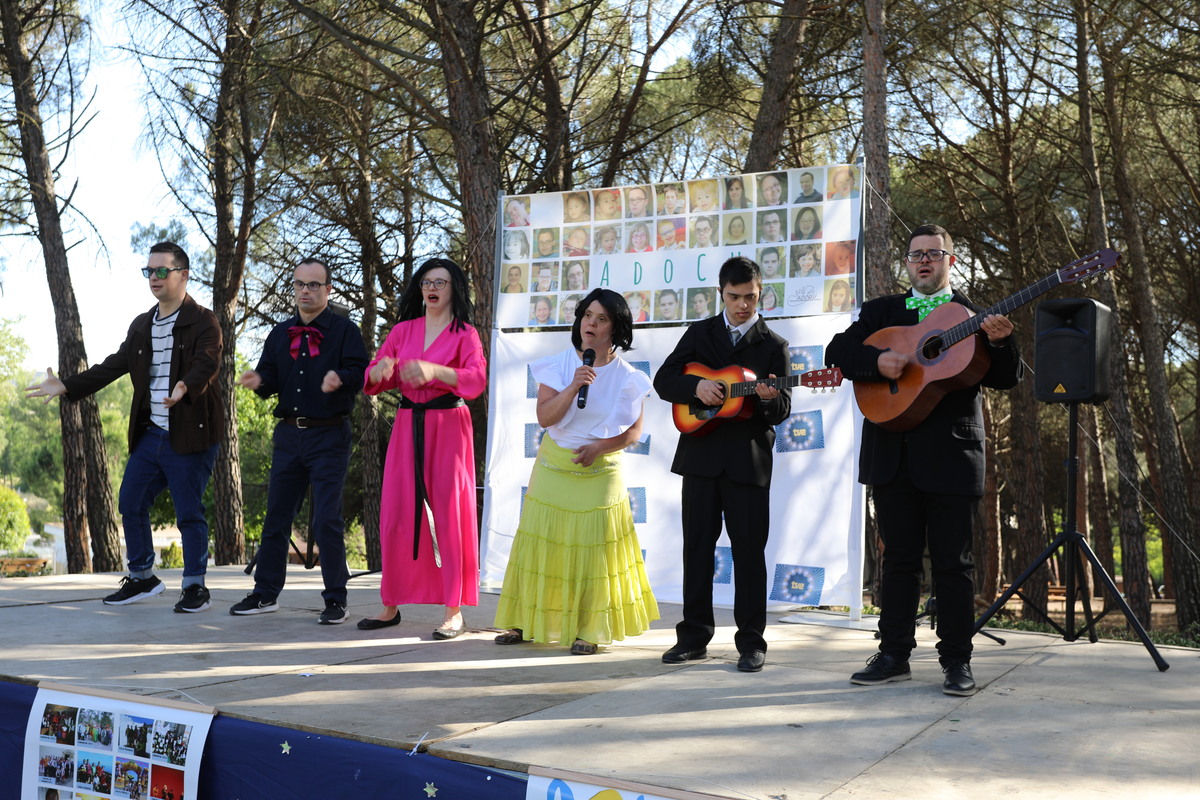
[939,270,1062,348]
[728,373,802,398]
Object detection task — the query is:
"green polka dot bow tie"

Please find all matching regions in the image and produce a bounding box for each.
[905,294,951,321]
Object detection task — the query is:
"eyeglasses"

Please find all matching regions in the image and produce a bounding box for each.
[292,280,329,292]
[905,249,951,263]
[142,266,186,279]
[420,279,449,290]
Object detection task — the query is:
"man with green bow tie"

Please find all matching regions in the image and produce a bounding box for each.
[826,223,1023,697]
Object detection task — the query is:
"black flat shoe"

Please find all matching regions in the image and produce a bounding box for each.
[356,613,401,631]
[494,628,526,645]
[433,625,463,640]
[570,639,597,655]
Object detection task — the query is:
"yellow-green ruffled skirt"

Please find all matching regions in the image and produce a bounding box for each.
[494,436,659,645]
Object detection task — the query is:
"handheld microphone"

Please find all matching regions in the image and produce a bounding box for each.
[577,348,596,408]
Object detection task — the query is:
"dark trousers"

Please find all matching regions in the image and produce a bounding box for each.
[253,421,351,604]
[872,465,978,665]
[677,473,770,654]
[118,425,218,583]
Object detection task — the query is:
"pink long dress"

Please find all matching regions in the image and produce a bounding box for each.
[365,318,487,606]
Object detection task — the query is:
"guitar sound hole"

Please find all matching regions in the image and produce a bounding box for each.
[921,335,944,361]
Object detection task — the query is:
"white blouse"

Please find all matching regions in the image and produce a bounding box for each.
[530,347,652,450]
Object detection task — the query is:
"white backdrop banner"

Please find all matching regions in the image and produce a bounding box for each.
[482,166,865,610]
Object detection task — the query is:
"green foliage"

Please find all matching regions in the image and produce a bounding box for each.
[985,616,1200,650]
[159,541,184,569]
[0,485,30,553]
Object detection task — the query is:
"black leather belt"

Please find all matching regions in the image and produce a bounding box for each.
[280,415,346,429]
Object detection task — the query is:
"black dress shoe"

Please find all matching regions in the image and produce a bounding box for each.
[737,650,766,672]
[661,644,707,664]
[850,652,911,685]
[356,613,401,631]
[942,660,977,696]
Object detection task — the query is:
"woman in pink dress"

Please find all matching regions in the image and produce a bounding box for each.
[357,258,487,639]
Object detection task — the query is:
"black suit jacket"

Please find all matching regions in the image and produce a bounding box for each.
[654,314,792,487]
[826,291,1023,496]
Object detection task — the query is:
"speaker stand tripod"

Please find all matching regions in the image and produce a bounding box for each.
[974,402,1168,671]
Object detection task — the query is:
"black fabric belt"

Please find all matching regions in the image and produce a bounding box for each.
[280,415,346,428]
[400,394,465,564]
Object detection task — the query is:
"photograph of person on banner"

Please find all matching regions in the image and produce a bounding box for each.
[687,287,716,319]
[656,288,682,321]
[793,170,823,203]
[563,260,588,291]
[757,209,787,243]
[503,229,530,261]
[793,205,823,240]
[529,295,556,325]
[563,226,590,258]
[532,263,559,291]
[826,240,855,275]
[563,191,591,223]
[791,243,822,277]
[504,196,531,227]
[502,264,526,294]
[827,165,860,200]
[725,213,750,245]
[625,185,652,218]
[757,171,787,206]
[594,225,620,254]
[593,188,621,220]
[688,178,720,213]
[626,221,654,253]
[657,218,685,250]
[824,278,855,312]
[657,182,685,215]
[534,228,559,258]
[560,294,582,324]
[724,175,752,209]
[758,246,785,280]
[690,215,718,249]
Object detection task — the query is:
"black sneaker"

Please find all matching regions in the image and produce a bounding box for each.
[103,575,165,606]
[173,584,211,613]
[229,592,279,615]
[942,660,977,696]
[850,652,912,685]
[318,601,347,625]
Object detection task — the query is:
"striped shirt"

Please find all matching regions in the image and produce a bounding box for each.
[148,308,179,430]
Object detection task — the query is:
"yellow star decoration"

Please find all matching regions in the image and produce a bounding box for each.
[423,782,438,797]
[280,741,291,755]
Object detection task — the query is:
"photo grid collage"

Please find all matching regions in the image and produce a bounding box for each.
[33,701,193,800]
[498,165,861,328]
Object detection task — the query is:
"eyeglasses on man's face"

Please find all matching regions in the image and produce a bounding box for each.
[292,280,329,292]
[142,266,186,279]
[905,249,951,263]
[420,279,449,290]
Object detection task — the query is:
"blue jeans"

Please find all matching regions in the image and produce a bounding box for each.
[252,421,351,605]
[118,425,218,586]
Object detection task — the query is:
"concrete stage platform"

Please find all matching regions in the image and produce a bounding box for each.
[2,566,1197,799]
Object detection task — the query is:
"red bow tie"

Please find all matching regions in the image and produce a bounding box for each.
[287,326,323,359]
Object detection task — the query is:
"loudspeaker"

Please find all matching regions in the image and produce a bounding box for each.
[1034,298,1111,403]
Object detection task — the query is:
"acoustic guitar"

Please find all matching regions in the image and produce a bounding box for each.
[852,248,1120,432]
[672,365,843,436]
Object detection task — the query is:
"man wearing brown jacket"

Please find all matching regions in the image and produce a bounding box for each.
[26,241,224,612]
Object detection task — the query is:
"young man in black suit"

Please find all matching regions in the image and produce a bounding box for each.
[654,256,792,673]
[826,223,1023,695]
